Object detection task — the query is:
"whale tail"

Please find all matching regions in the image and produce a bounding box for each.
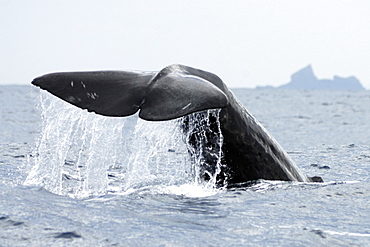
[32,64,228,121]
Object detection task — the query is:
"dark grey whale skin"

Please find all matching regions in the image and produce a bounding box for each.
[218,91,307,184]
[179,66,317,185]
[31,64,322,186]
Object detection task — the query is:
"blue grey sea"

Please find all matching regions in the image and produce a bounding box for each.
[1,85,370,246]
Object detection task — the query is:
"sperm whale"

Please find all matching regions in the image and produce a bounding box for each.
[32,64,323,186]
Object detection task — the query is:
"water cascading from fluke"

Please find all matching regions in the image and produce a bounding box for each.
[181,110,225,187]
[25,91,128,197]
[25,91,225,198]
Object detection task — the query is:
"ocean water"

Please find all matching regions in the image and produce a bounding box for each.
[1,85,370,246]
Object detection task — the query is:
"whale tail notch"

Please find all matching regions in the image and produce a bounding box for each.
[31,64,228,121]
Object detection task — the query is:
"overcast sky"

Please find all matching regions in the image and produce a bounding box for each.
[1,0,369,88]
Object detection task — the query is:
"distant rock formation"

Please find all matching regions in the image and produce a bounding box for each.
[278,65,364,90]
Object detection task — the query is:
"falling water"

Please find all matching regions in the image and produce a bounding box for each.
[25,92,127,197]
[181,110,225,186]
[25,91,224,198]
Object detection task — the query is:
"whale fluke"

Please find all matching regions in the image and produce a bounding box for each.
[32,64,323,185]
[32,65,228,121]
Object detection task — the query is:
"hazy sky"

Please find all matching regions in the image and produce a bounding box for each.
[1,1,369,88]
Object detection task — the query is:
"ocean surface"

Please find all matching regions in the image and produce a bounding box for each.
[1,85,370,246]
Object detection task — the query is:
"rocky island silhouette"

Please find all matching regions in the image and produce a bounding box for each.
[278,65,364,90]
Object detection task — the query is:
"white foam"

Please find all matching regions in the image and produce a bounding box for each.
[157,183,220,197]
[325,230,370,237]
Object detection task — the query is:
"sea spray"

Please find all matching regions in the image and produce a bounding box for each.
[122,118,192,191]
[25,91,81,194]
[63,111,127,197]
[181,110,225,187]
[26,91,225,197]
[25,92,127,197]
